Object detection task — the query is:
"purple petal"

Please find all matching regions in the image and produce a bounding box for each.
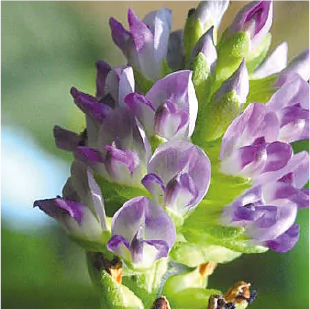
[124,92,155,136]
[146,71,198,136]
[165,173,199,213]
[144,240,170,260]
[34,197,84,224]
[277,49,310,86]
[95,60,112,100]
[266,224,300,252]
[148,141,211,211]
[53,125,82,152]
[256,151,309,189]
[221,103,279,161]
[254,42,288,78]
[74,146,104,164]
[109,17,132,51]
[278,105,309,143]
[227,1,273,50]
[154,100,190,140]
[107,235,131,259]
[105,144,139,177]
[263,142,292,173]
[141,173,166,201]
[70,87,112,122]
[247,200,298,242]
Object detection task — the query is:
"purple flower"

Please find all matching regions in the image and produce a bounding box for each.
[110,8,172,81]
[220,103,293,178]
[226,1,273,51]
[34,161,107,241]
[142,140,211,217]
[222,152,309,252]
[167,30,185,71]
[125,70,198,140]
[107,196,176,268]
[74,107,151,186]
[267,74,309,143]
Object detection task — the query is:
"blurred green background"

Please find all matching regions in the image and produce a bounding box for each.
[2,2,309,309]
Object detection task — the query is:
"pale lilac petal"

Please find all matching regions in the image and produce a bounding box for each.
[143,8,172,68]
[268,74,309,111]
[266,224,300,252]
[254,42,288,78]
[95,60,112,100]
[53,125,82,152]
[70,87,112,122]
[154,101,189,140]
[146,71,198,136]
[196,0,229,30]
[227,1,273,50]
[167,30,185,70]
[277,49,310,86]
[111,196,146,244]
[118,66,135,106]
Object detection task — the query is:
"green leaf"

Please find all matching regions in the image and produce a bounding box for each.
[246,33,272,73]
[122,259,168,309]
[167,288,221,309]
[161,59,173,77]
[170,242,242,267]
[133,69,154,94]
[95,175,151,217]
[245,75,278,106]
[191,52,211,106]
[87,253,144,309]
[184,13,204,62]
[193,91,243,144]
[214,31,250,92]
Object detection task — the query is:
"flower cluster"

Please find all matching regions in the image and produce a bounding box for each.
[34,1,309,308]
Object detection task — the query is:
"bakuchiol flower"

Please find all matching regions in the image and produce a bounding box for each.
[54,65,135,151]
[225,1,273,51]
[125,70,198,141]
[220,103,293,179]
[267,74,309,143]
[34,160,107,242]
[222,151,309,252]
[142,140,211,218]
[107,196,176,268]
[110,8,172,81]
